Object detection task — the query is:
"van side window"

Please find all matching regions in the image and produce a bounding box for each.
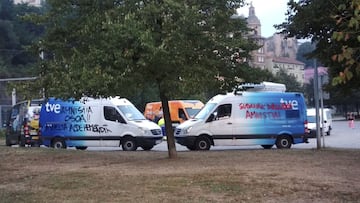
[178,109,187,121]
[215,104,232,120]
[286,110,300,119]
[104,106,125,123]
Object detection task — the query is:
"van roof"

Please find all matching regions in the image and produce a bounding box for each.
[208,92,304,104]
[47,97,132,106]
[147,100,203,105]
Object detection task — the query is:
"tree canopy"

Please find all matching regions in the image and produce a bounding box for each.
[29,0,260,157]
[276,0,360,92]
[0,0,44,104]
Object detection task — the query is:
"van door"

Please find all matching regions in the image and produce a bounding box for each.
[5,103,22,145]
[207,104,233,145]
[101,106,127,147]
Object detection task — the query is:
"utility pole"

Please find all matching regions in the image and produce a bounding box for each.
[313,60,321,149]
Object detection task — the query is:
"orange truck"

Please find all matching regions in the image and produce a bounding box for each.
[144,100,204,125]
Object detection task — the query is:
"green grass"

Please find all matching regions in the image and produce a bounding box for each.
[0,145,360,202]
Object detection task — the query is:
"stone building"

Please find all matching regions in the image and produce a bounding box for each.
[265,57,305,84]
[246,3,266,69]
[240,4,304,84]
[13,0,43,7]
[265,33,298,59]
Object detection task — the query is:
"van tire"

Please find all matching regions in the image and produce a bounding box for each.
[261,145,273,149]
[19,135,26,147]
[141,145,153,151]
[52,138,66,149]
[5,136,11,146]
[122,137,137,151]
[195,136,211,150]
[276,135,292,149]
[326,130,331,136]
[75,146,88,150]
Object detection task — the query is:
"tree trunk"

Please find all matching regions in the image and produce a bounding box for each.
[160,91,177,158]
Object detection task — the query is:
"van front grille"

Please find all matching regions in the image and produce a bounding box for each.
[175,128,181,135]
[151,129,162,135]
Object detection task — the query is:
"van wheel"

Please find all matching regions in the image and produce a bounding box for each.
[75,146,88,150]
[5,136,11,146]
[276,135,292,149]
[141,145,153,151]
[195,136,211,150]
[52,138,66,149]
[326,130,331,136]
[122,137,137,151]
[19,135,25,147]
[261,145,273,149]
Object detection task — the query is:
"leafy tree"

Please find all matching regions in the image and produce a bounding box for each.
[0,0,43,75]
[276,0,360,92]
[296,41,315,68]
[273,68,303,92]
[29,0,258,158]
[0,1,45,105]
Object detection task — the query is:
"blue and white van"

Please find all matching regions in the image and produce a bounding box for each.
[40,97,163,151]
[174,83,309,150]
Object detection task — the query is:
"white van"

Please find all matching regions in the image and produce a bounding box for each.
[174,90,309,150]
[307,108,333,137]
[40,97,163,151]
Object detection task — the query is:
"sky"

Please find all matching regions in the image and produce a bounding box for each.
[237,0,289,38]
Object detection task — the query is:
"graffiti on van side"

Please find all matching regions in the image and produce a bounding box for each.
[45,123,112,133]
[65,114,87,123]
[245,111,281,119]
[239,99,299,119]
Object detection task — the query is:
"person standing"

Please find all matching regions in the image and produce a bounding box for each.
[348,113,355,129]
[157,117,166,137]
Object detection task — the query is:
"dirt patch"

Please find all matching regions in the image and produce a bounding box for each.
[0,144,359,203]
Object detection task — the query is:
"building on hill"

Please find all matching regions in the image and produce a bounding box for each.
[13,0,43,7]
[237,4,305,85]
[265,33,298,59]
[265,57,305,85]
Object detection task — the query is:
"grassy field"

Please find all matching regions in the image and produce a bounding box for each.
[0,137,360,203]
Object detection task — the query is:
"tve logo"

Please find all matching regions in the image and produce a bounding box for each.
[45,102,61,114]
[280,98,298,110]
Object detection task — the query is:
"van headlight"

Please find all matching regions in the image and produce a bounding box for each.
[185,126,193,134]
[137,127,148,135]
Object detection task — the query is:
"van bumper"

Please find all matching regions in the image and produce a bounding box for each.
[175,136,197,147]
[307,130,317,138]
[136,137,163,146]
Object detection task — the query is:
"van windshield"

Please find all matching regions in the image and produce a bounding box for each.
[117,105,146,121]
[307,115,316,123]
[194,103,217,120]
[185,108,202,118]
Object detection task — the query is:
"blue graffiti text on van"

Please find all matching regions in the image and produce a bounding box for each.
[45,123,112,133]
[65,114,87,123]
